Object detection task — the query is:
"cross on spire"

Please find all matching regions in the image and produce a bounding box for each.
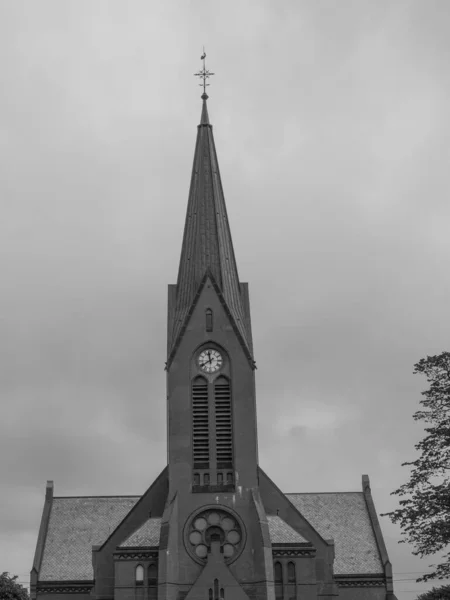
[194,48,214,96]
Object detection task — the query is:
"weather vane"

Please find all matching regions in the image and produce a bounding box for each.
[194,47,214,96]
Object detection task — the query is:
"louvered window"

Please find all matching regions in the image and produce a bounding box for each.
[192,376,209,468]
[214,376,233,469]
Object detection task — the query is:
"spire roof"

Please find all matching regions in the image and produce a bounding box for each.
[168,96,252,362]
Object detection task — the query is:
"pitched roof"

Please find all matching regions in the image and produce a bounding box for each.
[267,515,309,545]
[168,95,252,361]
[119,517,161,548]
[37,491,383,581]
[286,492,383,574]
[39,496,139,581]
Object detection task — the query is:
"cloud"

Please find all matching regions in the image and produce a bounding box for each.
[1,2,449,599]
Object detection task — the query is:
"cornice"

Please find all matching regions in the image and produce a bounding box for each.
[336,574,386,588]
[337,579,385,588]
[114,550,159,560]
[272,547,316,558]
[37,582,93,595]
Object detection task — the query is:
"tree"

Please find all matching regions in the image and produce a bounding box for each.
[382,351,450,582]
[417,584,450,600]
[0,573,29,600]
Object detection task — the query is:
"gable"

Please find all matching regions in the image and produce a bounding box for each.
[39,496,139,581]
[167,273,254,369]
[287,492,383,574]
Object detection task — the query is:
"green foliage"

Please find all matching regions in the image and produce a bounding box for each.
[417,584,450,600]
[382,352,450,582]
[0,573,29,600]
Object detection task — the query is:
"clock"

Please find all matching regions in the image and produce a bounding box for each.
[198,349,223,373]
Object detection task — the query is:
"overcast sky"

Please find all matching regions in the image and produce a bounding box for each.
[1,1,450,599]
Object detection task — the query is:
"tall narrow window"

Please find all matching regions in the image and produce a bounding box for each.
[148,563,157,600]
[206,308,213,332]
[274,562,283,600]
[148,564,157,583]
[287,561,296,584]
[287,561,296,600]
[214,376,233,469]
[192,376,209,469]
[135,565,144,585]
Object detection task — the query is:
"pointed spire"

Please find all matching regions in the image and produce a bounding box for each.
[167,91,253,363]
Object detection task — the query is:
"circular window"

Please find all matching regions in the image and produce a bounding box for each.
[184,506,245,564]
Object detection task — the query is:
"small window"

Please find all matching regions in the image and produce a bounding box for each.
[193,473,200,485]
[217,472,223,485]
[220,588,224,599]
[206,308,213,332]
[135,565,144,585]
[287,561,296,584]
[204,473,210,485]
[226,472,233,484]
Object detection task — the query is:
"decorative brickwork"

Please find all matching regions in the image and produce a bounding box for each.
[37,585,92,594]
[272,548,316,558]
[337,579,385,588]
[114,551,158,560]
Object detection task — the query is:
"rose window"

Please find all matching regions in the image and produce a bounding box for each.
[185,508,244,563]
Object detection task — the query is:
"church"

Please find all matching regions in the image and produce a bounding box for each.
[31,61,397,600]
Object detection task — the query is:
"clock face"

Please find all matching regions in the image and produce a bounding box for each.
[198,349,223,373]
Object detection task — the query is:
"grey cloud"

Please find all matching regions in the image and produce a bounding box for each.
[1,1,449,598]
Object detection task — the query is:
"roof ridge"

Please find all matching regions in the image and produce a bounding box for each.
[53,495,140,499]
[286,491,362,495]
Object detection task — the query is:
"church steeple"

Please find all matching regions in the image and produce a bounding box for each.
[167,91,253,365]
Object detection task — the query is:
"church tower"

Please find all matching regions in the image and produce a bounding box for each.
[160,86,273,599]
[31,55,397,600]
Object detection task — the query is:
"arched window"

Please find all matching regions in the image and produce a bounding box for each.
[135,565,144,585]
[214,579,219,599]
[206,308,213,332]
[287,561,296,584]
[274,561,283,600]
[192,376,209,469]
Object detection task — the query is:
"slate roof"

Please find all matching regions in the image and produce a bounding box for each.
[119,517,161,548]
[267,515,309,545]
[39,496,139,581]
[37,491,382,581]
[286,492,383,574]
